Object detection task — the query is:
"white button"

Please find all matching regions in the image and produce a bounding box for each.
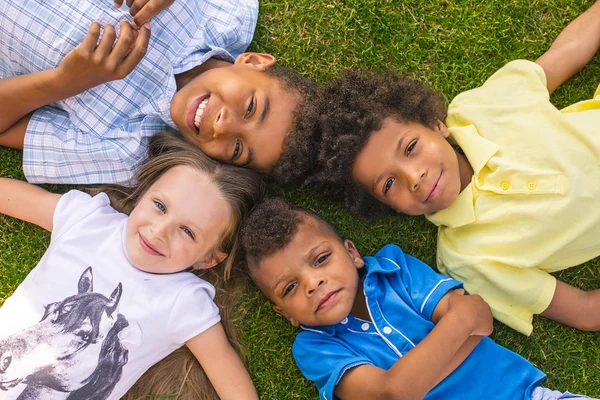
[361,323,369,331]
[383,326,392,334]
[340,317,348,325]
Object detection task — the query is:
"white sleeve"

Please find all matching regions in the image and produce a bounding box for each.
[51,190,111,241]
[168,281,221,344]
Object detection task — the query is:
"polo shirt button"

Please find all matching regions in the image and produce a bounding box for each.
[361,323,369,331]
[527,182,537,190]
[501,181,510,190]
[383,326,392,334]
[341,317,348,325]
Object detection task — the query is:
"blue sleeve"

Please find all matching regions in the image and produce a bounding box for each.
[292,331,373,400]
[375,244,462,319]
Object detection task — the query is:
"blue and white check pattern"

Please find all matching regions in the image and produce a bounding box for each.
[0,0,258,184]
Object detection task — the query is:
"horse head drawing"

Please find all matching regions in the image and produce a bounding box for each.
[0,267,129,399]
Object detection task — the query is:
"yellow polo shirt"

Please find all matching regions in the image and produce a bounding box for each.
[426,60,600,335]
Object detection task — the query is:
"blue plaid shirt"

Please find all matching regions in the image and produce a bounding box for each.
[0,0,258,184]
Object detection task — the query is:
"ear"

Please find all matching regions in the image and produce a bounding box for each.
[434,120,450,138]
[194,250,228,270]
[272,304,299,327]
[234,52,277,71]
[343,240,365,270]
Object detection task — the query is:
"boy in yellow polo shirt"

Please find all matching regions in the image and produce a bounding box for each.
[309,2,600,335]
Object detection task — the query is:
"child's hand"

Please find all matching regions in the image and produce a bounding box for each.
[114,0,175,28]
[56,21,151,94]
[447,289,494,337]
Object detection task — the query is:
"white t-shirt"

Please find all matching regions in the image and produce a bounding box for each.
[0,190,220,399]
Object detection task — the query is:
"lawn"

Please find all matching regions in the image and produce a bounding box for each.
[1,0,600,398]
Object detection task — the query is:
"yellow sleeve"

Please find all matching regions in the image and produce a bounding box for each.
[449,60,549,111]
[437,253,556,336]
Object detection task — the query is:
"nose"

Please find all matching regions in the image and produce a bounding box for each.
[406,168,426,192]
[305,273,326,296]
[149,218,170,241]
[213,106,241,138]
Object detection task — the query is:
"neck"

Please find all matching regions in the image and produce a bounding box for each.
[350,279,371,321]
[174,58,234,90]
[456,149,474,192]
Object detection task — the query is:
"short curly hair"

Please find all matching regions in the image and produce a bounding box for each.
[306,70,448,219]
[267,67,324,188]
[240,197,340,271]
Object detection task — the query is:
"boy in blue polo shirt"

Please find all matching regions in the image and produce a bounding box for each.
[240,198,597,400]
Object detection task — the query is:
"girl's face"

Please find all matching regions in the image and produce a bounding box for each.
[125,165,231,274]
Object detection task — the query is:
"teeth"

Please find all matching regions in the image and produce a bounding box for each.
[194,98,209,129]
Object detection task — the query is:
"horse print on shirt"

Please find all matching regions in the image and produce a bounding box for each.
[0,267,129,399]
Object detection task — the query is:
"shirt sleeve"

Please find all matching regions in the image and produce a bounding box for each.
[23,106,151,184]
[437,250,556,336]
[51,190,112,241]
[292,331,373,400]
[375,244,463,320]
[449,60,549,111]
[168,280,221,344]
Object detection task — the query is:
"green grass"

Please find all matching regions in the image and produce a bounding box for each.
[2,0,600,398]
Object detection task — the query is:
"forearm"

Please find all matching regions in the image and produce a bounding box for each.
[434,335,481,386]
[536,1,600,93]
[381,313,473,399]
[0,69,77,134]
[0,177,60,231]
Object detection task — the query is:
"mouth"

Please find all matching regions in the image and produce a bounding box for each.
[316,290,340,312]
[423,172,442,203]
[186,95,210,135]
[139,234,163,256]
[0,377,22,390]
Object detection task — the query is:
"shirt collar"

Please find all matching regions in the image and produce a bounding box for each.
[425,125,499,228]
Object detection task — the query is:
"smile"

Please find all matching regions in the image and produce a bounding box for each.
[187,95,210,134]
[139,234,163,256]
[423,173,442,203]
[316,290,340,312]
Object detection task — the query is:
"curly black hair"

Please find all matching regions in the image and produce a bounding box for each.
[266,67,324,188]
[306,70,448,219]
[240,197,340,271]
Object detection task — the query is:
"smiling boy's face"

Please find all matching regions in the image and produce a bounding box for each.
[170,53,299,174]
[352,118,467,215]
[251,218,364,327]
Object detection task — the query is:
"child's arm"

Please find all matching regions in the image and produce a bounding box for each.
[540,280,600,331]
[114,0,174,28]
[186,322,258,400]
[535,1,600,94]
[0,177,61,231]
[0,21,150,138]
[335,290,493,400]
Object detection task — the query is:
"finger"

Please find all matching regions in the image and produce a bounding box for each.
[114,0,124,8]
[116,22,150,78]
[129,0,150,17]
[78,22,102,55]
[452,289,465,296]
[95,24,117,59]
[108,21,135,67]
[126,0,135,7]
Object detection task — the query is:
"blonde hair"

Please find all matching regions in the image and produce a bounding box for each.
[93,132,264,399]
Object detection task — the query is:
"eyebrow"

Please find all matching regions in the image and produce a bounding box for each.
[240,147,254,167]
[270,241,325,294]
[259,96,270,124]
[372,135,406,192]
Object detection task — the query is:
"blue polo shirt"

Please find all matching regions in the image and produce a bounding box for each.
[292,244,545,400]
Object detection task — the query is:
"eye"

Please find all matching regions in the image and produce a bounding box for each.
[232,140,242,161]
[181,227,194,239]
[245,96,255,118]
[283,282,297,297]
[406,140,417,155]
[383,177,395,195]
[154,200,166,213]
[315,253,329,266]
